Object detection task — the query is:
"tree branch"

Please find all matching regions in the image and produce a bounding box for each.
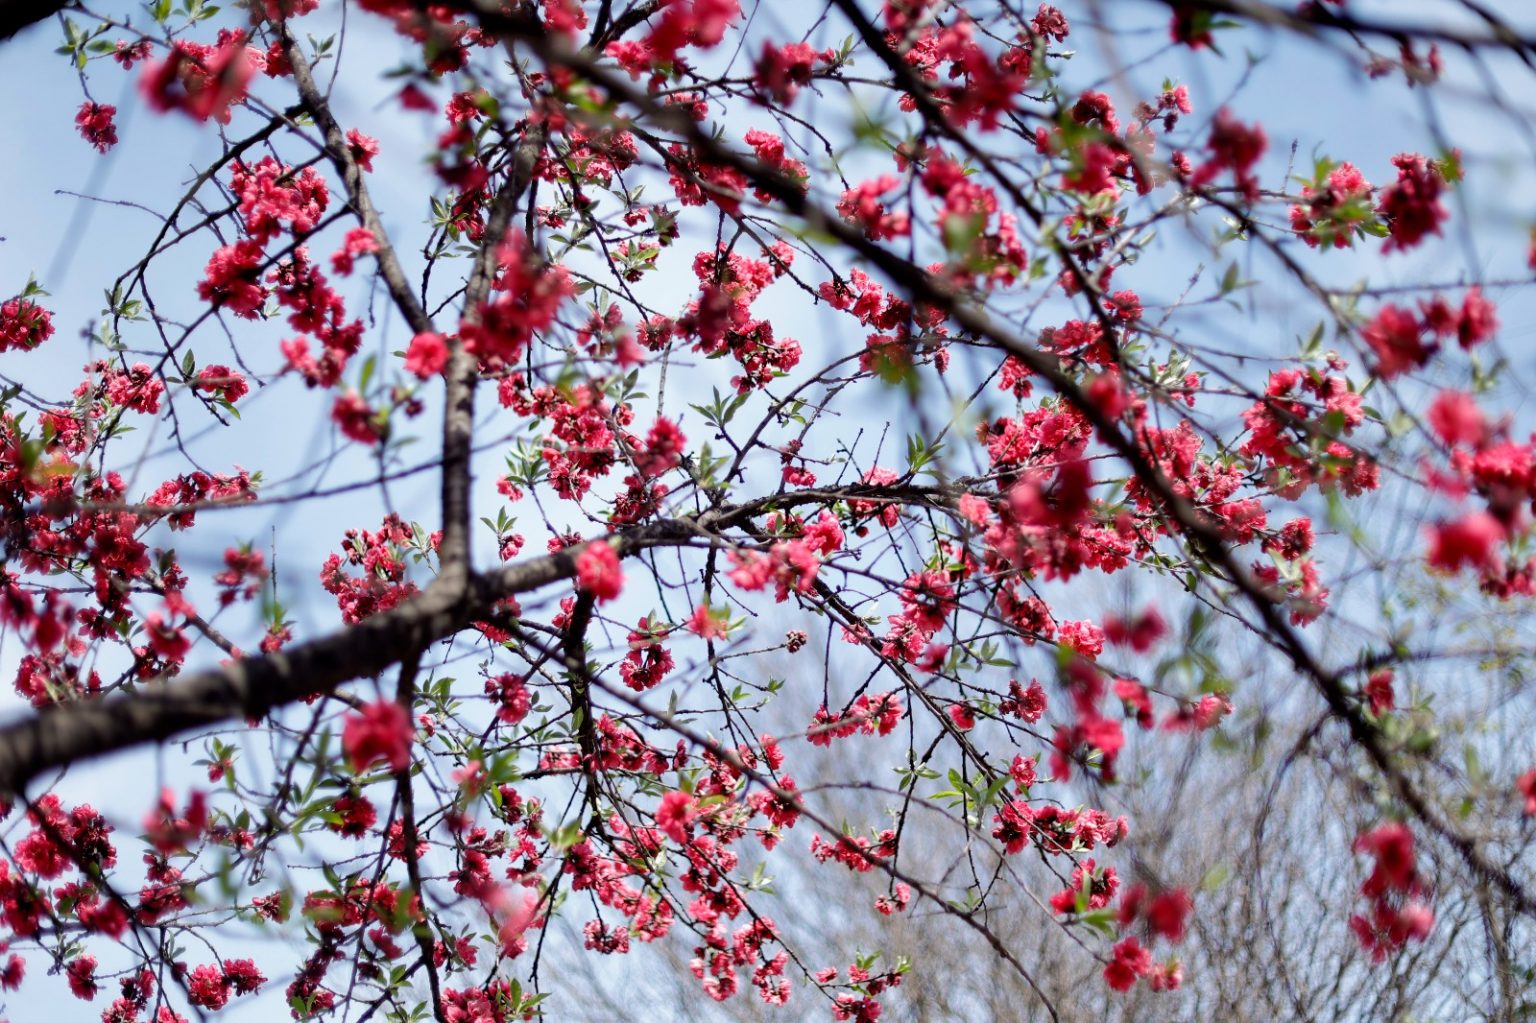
[0,486,921,798]
[0,0,69,42]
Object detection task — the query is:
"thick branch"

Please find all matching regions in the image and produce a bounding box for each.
[1154,0,1536,57]
[438,123,547,577]
[0,0,68,41]
[0,532,583,798]
[0,487,914,797]
[281,29,435,336]
[0,569,469,800]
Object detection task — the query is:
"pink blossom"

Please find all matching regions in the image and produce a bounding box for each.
[345,128,379,172]
[685,603,729,640]
[655,790,697,844]
[1104,936,1152,991]
[75,102,118,153]
[343,699,414,773]
[140,36,254,124]
[1361,304,1432,378]
[1426,512,1504,574]
[1378,152,1448,253]
[1426,390,1486,446]
[404,332,450,378]
[330,227,379,276]
[1518,769,1536,815]
[1189,109,1267,200]
[575,540,624,602]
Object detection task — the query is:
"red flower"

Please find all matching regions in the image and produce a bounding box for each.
[575,540,623,602]
[188,963,229,1009]
[1104,936,1152,991]
[1050,858,1118,913]
[75,102,118,153]
[1361,304,1433,378]
[459,230,573,365]
[487,674,532,725]
[0,954,21,992]
[184,956,265,1009]
[1146,889,1192,942]
[1455,286,1498,348]
[655,790,697,844]
[1365,669,1396,715]
[398,83,436,111]
[79,898,128,937]
[1150,961,1183,991]
[1352,822,1434,959]
[754,41,830,104]
[1190,109,1267,200]
[345,128,379,172]
[1518,769,1536,815]
[1426,512,1504,574]
[646,0,741,64]
[541,0,587,34]
[196,364,250,405]
[66,955,97,1000]
[113,39,152,67]
[1378,152,1447,253]
[1354,822,1421,897]
[1168,4,1216,48]
[143,788,208,854]
[343,699,414,773]
[1290,161,1372,248]
[330,227,379,276]
[140,36,254,124]
[144,612,190,663]
[223,959,266,996]
[197,239,268,318]
[685,602,729,640]
[1426,390,1486,446]
[329,794,377,838]
[404,332,450,378]
[489,886,541,958]
[637,417,686,476]
[332,392,382,445]
[1009,754,1037,791]
[1103,607,1167,652]
[0,297,54,351]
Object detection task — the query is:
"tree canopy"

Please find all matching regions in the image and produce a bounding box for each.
[1,1,1536,1021]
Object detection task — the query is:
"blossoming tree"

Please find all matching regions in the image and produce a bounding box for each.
[0,0,1534,1020]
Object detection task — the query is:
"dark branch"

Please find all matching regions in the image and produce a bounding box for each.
[0,0,69,42]
[0,485,928,798]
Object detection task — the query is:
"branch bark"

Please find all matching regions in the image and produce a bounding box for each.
[0,485,919,798]
[0,529,587,798]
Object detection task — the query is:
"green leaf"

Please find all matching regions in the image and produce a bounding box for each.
[1077,908,1117,936]
[1464,743,1485,785]
[547,820,583,850]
